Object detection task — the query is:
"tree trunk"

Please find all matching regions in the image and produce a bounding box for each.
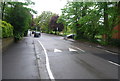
[1,2,6,20]
[103,2,109,42]
[118,1,120,14]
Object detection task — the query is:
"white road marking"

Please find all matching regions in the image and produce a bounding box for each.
[89,45,92,47]
[105,50,118,55]
[97,45,102,48]
[72,46,85,52]
[108,61,120,66]
[38,40,55,80]
[54,49,62,52]
[69,48,77,52]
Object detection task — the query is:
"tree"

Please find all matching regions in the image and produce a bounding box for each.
[57,14,68,35]
[97,2,119,42]
[1,2,6,20]
[60,2,97,39]
[34,11,54,33]
[4,2,36,41]
[60,2,119,43]
[49,15,64,34]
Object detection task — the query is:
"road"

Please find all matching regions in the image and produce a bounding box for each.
[33,33,119,80]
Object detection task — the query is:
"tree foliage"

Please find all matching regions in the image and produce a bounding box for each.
[3,2,36,41]
[0,20,13,38]
[34,11,54,33]
[33,11,64,34]
[49,15,64,34]
[58,2,120,43]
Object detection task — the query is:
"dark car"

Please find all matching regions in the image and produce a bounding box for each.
[34,32,41,37]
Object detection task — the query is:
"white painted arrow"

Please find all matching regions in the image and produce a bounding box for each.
[54,49,62,52]
[69,48,77,52]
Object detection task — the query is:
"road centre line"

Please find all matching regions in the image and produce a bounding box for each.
[38,40,55,80]
[72,46,85,52]
[108,61,120,67]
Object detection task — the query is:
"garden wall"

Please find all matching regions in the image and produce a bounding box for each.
[2,38,14,52]
[112,24,120,39]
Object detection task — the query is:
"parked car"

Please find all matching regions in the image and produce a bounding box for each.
[32,31,35,34]
[65,34,75,39]
[34,32,41,37]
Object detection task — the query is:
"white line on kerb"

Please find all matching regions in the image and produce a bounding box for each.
[108,61,120,66]
[72,46,85,52]
[105,50,118,55]
[38,40,55,80]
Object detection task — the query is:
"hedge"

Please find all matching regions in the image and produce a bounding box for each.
[0,20,13,38]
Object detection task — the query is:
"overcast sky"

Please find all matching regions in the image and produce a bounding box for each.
[29,0,67,17]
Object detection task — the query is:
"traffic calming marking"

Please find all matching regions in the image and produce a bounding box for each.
[69,48,77,52]
[72,46,85,52]
[54,49,62,52]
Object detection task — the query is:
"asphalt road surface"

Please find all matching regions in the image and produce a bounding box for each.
[33,33,119,80]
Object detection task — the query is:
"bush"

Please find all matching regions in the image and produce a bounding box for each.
[0,20,13,38]
[14,33,23,41]
[108,39,120,47]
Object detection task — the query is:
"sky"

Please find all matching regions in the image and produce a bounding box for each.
[16,0,118,18]
[29,0,68,18]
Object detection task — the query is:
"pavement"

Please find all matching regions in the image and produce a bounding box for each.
[2,36,40,80]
